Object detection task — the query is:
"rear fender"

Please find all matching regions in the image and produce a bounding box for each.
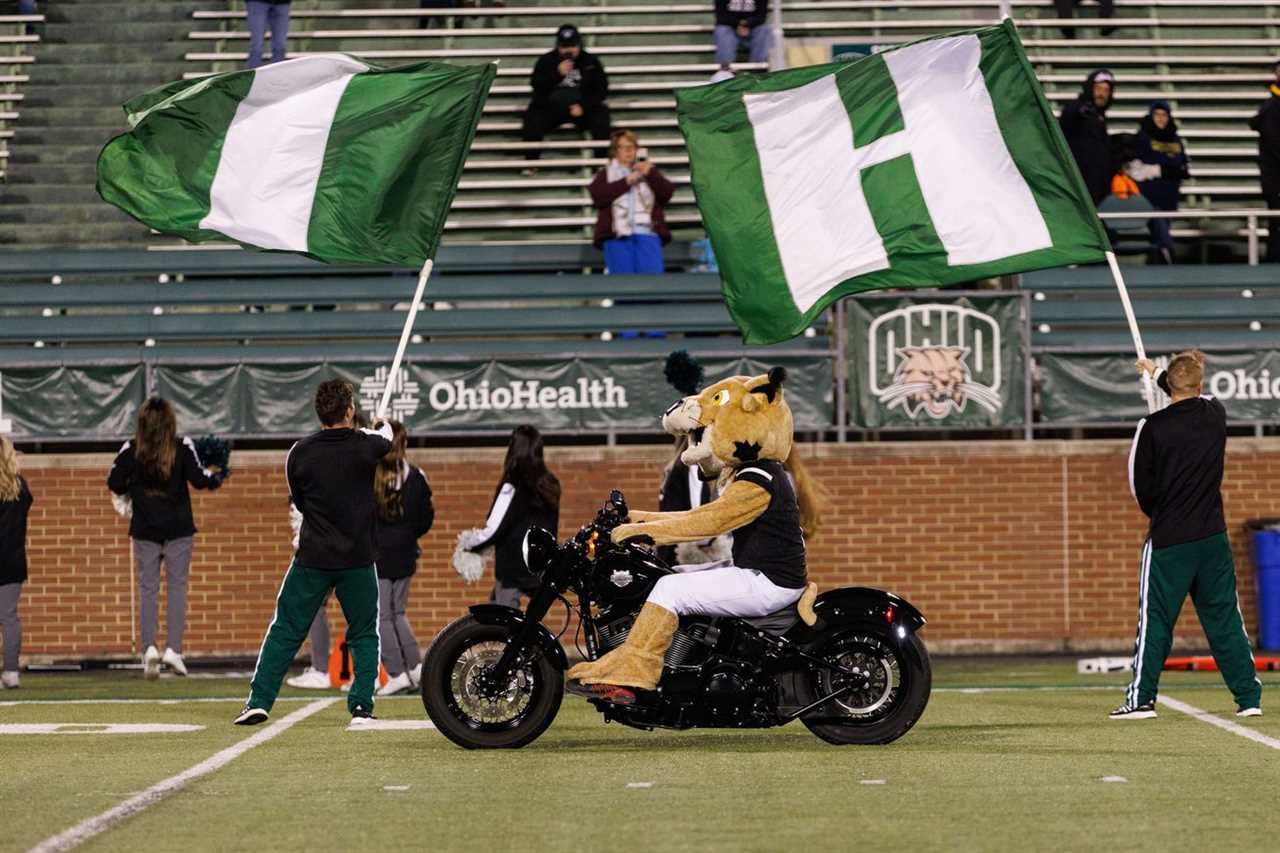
[788,587,926,646]
[467,604,569,671]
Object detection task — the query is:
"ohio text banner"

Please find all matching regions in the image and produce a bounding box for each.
[97,56,495,266]
[0,357,831,439]
[675,20,1109,344]
[1039,351,1280,423]
[848,295,1025,428]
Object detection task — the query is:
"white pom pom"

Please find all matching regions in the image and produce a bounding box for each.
[111,493,133,519]
[452,544,486,584]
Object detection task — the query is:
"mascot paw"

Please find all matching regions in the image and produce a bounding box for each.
[611,523,643,543]
[626,509,657,523]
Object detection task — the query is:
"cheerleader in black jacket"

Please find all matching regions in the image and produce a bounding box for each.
[107,398,220,679]
[373,421,434,696]
[0,436,32,689]
[459,425,560,608]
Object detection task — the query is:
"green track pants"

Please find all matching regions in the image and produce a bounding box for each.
[248,560,380,715]
[1124,532,1262,710]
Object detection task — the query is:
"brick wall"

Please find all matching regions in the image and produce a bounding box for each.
[13,439,1280,661]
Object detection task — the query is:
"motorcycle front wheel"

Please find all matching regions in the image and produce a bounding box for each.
[799,624,931,745]
[422,615,563,749]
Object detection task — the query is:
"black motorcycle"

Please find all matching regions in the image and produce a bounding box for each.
[422,491,931,749]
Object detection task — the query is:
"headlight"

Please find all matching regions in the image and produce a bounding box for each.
[522,527,557,574]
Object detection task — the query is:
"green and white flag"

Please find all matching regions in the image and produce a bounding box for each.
[98,55,495,266]
[676,20,1110,344]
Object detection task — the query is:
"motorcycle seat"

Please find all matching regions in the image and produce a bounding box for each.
[742,605,799,635]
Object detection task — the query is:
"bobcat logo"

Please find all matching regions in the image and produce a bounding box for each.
[868,303,1003,421]
[879,346,1000,419]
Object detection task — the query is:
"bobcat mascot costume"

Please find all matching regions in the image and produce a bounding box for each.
[568,367,825,700]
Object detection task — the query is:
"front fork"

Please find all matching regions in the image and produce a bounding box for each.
[482,574,580,688]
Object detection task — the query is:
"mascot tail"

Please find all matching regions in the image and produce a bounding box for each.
[784,446,829,539]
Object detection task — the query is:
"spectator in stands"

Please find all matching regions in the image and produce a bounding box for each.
[1054,0,1114,40]
[107,398,222,680]
[458,425,559,610]
[245,0,291,69]
[590,130,675,274]
[16,1,35,33]
[1059,69,1116,205]
[373,421,433,696]
[418,0,458,30]
[0,436,32,690]
[714,0,770,69]
[1251,59,1280,262]
[1130,101,1190,265]
[522,24,611,168]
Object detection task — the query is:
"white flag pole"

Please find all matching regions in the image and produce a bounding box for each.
[377,259,433,420]
[1105,250,1156,413]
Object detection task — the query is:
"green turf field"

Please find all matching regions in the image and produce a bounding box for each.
[4,658,1278,853]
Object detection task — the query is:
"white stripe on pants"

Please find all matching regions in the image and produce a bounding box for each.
[647,565,804,617]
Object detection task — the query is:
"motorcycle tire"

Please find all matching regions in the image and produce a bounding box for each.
[422,615,564,749]
[799,625,931,746]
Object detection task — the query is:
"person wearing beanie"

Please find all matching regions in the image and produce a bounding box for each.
[521,24,611,167]
[1130,100,1190,264]
[1059,69,1117,205]
[1250,59,1280,262]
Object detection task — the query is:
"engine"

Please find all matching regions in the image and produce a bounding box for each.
[594,611,716,668]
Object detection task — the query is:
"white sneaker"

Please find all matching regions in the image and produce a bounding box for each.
[0,670,18,689]
[377,671,413,697]
[286,667,332,689]
[409,662,423,688]
[161,648,188,676]
[142,645,161,681]
[1237,706,1263,718]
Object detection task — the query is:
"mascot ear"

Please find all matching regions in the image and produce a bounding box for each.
[749,366,788,404]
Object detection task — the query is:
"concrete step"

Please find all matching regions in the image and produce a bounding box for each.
[42,2,225,25]
[0,222,149,248]
[0,202,138,225]
[21,84,164,108]
[23,62,189,86]
[40,22,204,44]
[12,106,126,127]
[3,163,104,184]
[12,125,120,146]
[34,42,190,64]
[6,144,113,165]
[0,184,104,205]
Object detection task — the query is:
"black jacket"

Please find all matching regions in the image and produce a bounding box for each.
[0,475,33,585]
[715,0,768,29]
[287,425,393,571]
[1128,370,1227,550]
[1250,87,1280,198]
[107,437,216,543]
[374,465,434,580]
[1059,70,1116,205]
[469,481,560,588]
[529,49,608,113]
[656,461,712,564]
[1134,109,1189,211]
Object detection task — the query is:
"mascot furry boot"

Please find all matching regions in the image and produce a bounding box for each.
[568,367,825,700]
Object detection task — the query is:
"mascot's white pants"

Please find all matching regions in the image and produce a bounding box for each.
[647,562,804,617]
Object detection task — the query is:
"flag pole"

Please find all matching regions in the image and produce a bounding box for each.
[1105,250,1156,413]
[377,259,433,420]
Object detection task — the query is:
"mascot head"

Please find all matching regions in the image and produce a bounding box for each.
[662,367,791,472]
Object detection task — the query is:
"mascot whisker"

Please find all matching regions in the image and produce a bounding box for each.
[567,366,829,702]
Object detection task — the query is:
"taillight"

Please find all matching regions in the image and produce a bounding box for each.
[885,605,896,623]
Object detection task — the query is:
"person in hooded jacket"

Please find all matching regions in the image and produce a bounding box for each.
[1059,69,1117,205]
[1054,0,1114,40]
[522,24,611,165]
[372,421,434,697]
[1132,101,1190,264]
[1250,59,1280,262]
[459,425,560,609]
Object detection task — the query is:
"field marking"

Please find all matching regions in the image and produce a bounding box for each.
[1099,776,1128,783]
[626,782,654,789]
[0,695,420,707]
[344,719,436,732]
[0,723,204,735]
[27,698,338,853]
[383,785,411,792]
[1158,695,1280,751]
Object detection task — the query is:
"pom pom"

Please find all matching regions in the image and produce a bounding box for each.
[452,529,489,584]
[194,436,232,488]
[664,350,705,396]
[111,492,132,519]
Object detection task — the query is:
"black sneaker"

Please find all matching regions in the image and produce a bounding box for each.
[233,705,269,726]
[1109,701,1157,720]
[349,706,378,727]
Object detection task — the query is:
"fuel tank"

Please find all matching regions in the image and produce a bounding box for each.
[588,545,673,610]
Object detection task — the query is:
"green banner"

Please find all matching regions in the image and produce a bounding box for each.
[0,356,832,439]
[848,295,1026,428]
[1039,351,1280,423]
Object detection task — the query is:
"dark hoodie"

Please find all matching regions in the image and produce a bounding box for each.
[1059,69,1116,204]
[1134,100,1190,210]
[1251,78,1280,199]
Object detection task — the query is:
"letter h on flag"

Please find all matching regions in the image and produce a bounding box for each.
[676,20,1110,345]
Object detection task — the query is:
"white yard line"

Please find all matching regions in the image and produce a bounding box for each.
[0,724,204,735]
[27,698,339,853]
[1158,695,1280,751]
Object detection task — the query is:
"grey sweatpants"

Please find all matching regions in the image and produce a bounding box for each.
[133,536,193,653]
[0,581,20,672]
[308,599,330,671]
[378,576,421,677]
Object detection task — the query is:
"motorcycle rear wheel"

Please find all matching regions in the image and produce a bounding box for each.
[422,615,563,749]
[799,624,931,745]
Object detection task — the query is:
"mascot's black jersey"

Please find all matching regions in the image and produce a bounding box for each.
[731,459,806,589]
